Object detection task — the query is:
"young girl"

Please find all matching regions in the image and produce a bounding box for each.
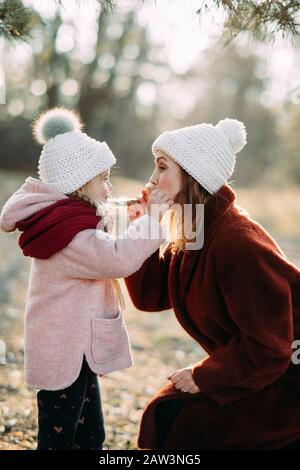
[125,118,300,450]
[0,107,173,450]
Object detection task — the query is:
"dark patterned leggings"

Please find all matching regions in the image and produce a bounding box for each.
[36,355,105,450]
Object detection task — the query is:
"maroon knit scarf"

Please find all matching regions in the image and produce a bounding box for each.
[16,197,102,259]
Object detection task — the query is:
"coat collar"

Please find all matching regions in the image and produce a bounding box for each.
[203,183,236,245]
[169,184,237,316]
[177,183,236,257]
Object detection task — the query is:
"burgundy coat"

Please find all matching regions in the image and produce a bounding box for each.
[125,184,300,449]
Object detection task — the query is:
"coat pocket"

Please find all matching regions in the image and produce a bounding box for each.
[91,311,130,364]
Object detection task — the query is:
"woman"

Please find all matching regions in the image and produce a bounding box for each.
[125,118,300,450]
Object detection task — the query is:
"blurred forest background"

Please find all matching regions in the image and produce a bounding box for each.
[0,0,299,186]
[0,0,300,450]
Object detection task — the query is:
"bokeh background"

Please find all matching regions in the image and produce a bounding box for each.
[0,0,299,450]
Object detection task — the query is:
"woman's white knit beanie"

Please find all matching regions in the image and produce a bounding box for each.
[32,107,116,194]
[152,118,247,194]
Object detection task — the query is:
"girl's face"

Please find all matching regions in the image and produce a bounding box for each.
[82,169,113,203]
[149,150,182,200]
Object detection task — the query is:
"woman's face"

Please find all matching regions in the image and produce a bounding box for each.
[82,169,113,203]
[149,150,182,200]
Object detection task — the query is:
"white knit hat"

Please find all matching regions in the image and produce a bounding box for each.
[152,118,247,194]
[32,107,116,194]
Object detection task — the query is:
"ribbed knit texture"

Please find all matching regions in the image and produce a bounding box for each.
[16,197,101,259]
[38,130,116,193]
[152,120,246,194]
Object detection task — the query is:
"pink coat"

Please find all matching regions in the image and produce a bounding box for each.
[0,177,166,390]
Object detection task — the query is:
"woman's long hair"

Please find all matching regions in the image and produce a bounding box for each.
[66,174,125,311]
[167,168,212,254]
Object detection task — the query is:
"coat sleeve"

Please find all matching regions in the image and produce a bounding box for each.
[192,235,294,407]
[124,243,173,312]
[54,214,166,280]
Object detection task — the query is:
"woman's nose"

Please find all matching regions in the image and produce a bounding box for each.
[149,171,158,185]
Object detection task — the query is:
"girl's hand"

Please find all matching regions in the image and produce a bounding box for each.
[167,367,201,394]
[128,202,146,222]
[127,189,148,222]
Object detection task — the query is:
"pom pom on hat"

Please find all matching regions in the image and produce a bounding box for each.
[32,107,83,145]
[215,118,247,154]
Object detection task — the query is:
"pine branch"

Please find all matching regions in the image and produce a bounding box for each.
[0,1,299,43]
[0,0,114,43]
[0,0,34,42]
[198,0,300,43]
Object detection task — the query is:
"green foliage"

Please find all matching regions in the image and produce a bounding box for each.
[198,1,300,42]
[0,0,113,42]
[0,1,299,43]
[0,0,34,42]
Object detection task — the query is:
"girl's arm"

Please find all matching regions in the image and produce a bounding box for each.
[124,244,172,312]
[54,214,166,280]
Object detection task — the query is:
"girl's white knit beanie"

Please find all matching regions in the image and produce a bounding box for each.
[32,107,116,194]
[152,118,247,194]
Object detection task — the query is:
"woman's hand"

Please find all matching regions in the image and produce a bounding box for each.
[167,367,201,394]
[128,188,173,223]
[146,189,173,223]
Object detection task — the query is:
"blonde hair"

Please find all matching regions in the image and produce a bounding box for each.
[167,168,212,254]
[67,174,125,311]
